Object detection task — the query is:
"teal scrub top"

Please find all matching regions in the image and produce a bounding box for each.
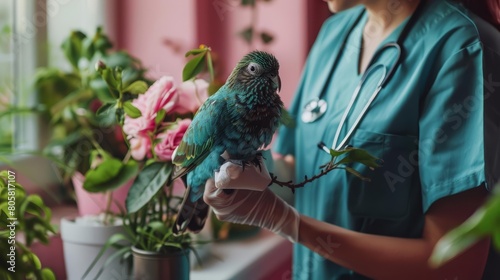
[274,1,500,279]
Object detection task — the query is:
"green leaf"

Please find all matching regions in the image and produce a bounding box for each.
[90,79,116,103]
[61,31,87,70]
[0,106,43,119]
[327,147,354,157]
[83,160,139,193]
[493,228,500,250]
[126,162,172,213]
[344,167,371,182]
[239,27,253,44]
[116,107,125,124]
[41,268,56,280]
[49,88,93,116]
[124,80,149,95]
[182,53,206,81]
[429,210,483,267]
[336,148,382,169]
[96,102,115,116]
[83,152,123,190]
[95,103,117,127]
[92,26,113,54]
[155,109,166,125]
[148,221,169,235]
[429,184,500,267]
[206,51,215,82]
[260,31,274,44]
[99,67,119,93]
[123,101,142,118]
[185,48,208,57]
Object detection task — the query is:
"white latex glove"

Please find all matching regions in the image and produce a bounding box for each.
[204,157,300,243]
[214,156,272,191]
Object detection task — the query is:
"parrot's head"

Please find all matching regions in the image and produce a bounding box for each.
[227,50,281,94]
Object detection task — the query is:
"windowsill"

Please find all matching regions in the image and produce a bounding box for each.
[33,205,292,280]
[1,154,64,206]
[191,230,292,280]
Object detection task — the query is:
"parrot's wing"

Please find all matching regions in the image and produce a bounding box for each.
[172,95,223,179]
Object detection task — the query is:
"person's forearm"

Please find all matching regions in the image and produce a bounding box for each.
[299,215,489,280]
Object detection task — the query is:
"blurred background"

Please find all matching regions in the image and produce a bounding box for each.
[0,1,331,279]
[0,0,331,191]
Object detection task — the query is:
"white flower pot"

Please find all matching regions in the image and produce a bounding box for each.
[61,216,131,280]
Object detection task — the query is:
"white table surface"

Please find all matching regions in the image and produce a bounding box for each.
[191,230,292,280]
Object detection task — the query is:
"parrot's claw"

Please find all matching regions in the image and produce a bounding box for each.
[250,156,263,172]
[226,154,264,172]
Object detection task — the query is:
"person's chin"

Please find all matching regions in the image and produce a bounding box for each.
[323,0,356,13]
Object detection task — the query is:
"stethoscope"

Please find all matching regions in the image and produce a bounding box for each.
[302,1,427,150]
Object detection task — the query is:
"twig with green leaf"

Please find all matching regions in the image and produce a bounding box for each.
[270,142,383,192]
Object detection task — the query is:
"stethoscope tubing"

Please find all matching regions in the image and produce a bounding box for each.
[332,65,387,149]
[302,0,427,151]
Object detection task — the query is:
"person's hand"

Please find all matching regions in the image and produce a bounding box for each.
[204,159,300,243]
[214,154,272,191]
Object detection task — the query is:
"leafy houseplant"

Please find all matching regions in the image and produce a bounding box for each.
[0,170,56,280]
[34,27,150,220]
[81,45,217,280]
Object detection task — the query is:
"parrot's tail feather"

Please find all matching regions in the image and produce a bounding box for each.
[173,188,210,234]
[171,165,187,181]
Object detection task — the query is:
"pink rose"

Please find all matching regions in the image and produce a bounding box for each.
[123,76,179,161]
[173,79,209,114]
[130,134,152,161]
[123,92,155,137]
[123,116,155,137]
[144,76,178,118]
[154,119,192,161]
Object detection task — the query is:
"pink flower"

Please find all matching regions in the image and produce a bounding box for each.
[123,116,155,137]
[123,76,179,161]
[173,79,209,114]
[130,135,152,161]
[123,93,155,137]
[144,76,178,118]
[154,119,192,161]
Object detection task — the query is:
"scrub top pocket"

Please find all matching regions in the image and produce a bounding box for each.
[347,129,419,220]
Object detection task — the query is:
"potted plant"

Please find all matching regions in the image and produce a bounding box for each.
[80,45,217,280]
[28,27,152,279]
[34,27,150,217]
[0,170,56,280]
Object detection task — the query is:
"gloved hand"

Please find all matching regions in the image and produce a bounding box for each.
[204,156,300,243]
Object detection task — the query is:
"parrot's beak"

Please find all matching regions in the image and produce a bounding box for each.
[271,75,281,93]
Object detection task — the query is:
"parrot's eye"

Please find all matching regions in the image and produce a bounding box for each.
[247,63,262,76]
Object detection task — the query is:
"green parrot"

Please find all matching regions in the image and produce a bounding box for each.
[172,50,283,233]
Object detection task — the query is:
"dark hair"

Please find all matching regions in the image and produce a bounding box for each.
[457,0,500,30]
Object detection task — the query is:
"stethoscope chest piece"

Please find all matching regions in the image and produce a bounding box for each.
[301,98,328,123]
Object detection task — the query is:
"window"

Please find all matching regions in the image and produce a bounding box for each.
[1,0,114,192]
[0,0,14,150]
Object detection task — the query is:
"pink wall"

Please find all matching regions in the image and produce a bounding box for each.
[223,1,307,106]
[117,0,197,83]
[114,0,328,107]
